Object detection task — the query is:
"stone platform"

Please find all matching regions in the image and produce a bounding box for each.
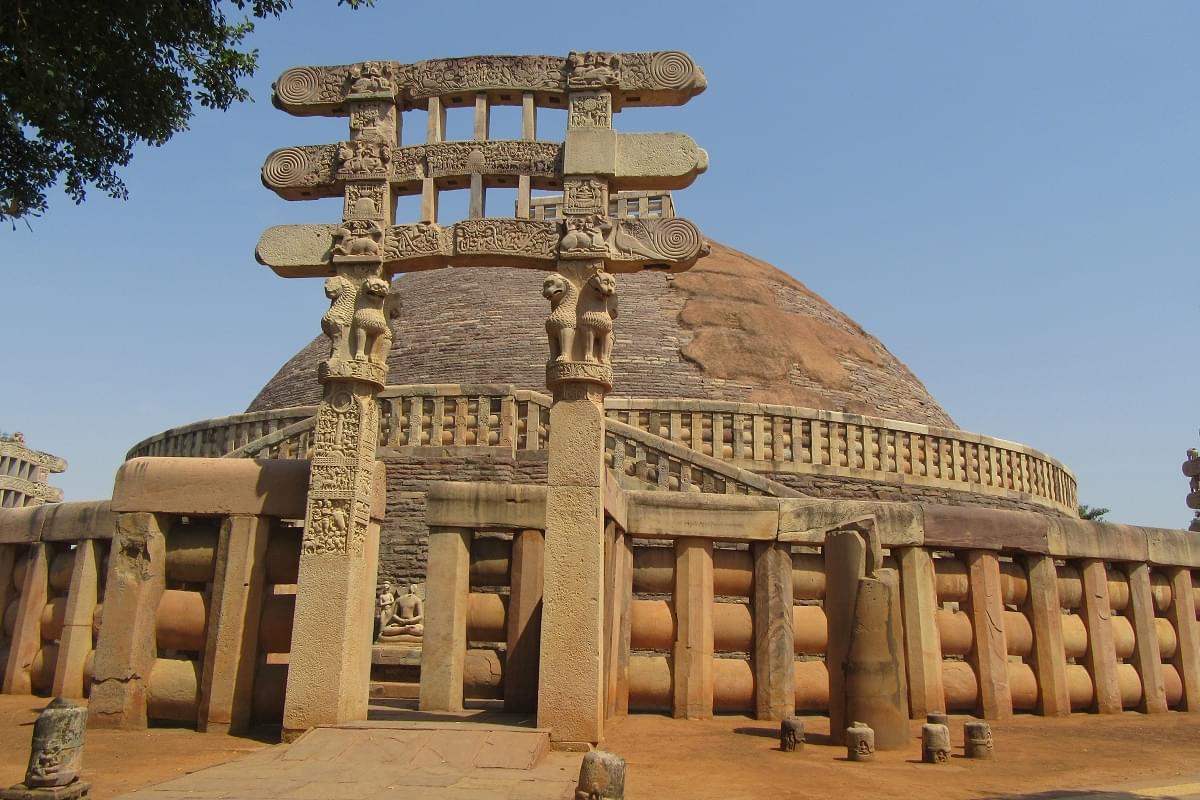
[117,709,578,800]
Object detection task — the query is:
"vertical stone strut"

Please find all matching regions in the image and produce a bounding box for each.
[258,51,708,738]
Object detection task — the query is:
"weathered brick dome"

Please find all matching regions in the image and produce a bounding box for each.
[247,240,955,428]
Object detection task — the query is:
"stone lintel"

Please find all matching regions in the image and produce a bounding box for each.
[778,500,921,545]
[425,482,547,530]
[623,491,780,541]
[111,458,385,522]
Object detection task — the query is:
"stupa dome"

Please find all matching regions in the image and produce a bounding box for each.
[248,240,955,429]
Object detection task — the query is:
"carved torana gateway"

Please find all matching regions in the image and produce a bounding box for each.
[256,50,708,737]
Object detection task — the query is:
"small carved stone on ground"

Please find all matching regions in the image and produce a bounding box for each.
[964,720,993,760]
[575,750,625,800]
[780,717,804,752]
[1,698,90,800]
[926,711,949,727]
[921,723,951,764]
[846,721,874,762]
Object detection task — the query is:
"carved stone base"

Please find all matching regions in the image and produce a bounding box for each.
[546,361,613,391]
[1,781,90,800]
[319,358,388,388]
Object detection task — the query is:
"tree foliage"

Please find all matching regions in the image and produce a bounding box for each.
[1078,504,1110,521]
[0,0,369,223]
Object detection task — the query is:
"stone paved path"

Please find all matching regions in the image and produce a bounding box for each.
[116,719,578,800]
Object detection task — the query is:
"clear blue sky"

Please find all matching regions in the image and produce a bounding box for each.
[2,2,1195,527]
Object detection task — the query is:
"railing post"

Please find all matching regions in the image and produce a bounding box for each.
[825,530,865,741]
[673,537,713,719]
[90,512,168,728]
[1079,559,1122,713]
[52,539,101,699]
[964,550,1012,720]
[198,515,270,733]
[1023,553,1070,716]
[605,527,633,718]
[2,542,48,694]
[752,540,794,721]
[1166,566,1200,710]
[896,546,944,718]
[420,526,472,712]
[1125,562,1167,713]
[504,528,544,713]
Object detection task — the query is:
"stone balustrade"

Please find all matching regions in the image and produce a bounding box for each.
[420,478,1200,723]
[125,385,1076,513]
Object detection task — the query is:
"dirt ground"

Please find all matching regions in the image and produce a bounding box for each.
[0,696,269,800]
[3,694,1200,800]
[602,711,1200,800]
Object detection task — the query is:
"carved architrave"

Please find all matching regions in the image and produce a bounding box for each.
[568,92,612,128]
[272,52,706,113]
[257,218,707,276]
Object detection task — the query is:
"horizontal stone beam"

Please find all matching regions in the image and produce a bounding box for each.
[0,500,116,544]
[624,491,781,541]
[112,457,385,521]
[262,141,564,201]
[255,217,708,278]
[425,481,547,530]
[272,51,706,115]
[261,133,706,201]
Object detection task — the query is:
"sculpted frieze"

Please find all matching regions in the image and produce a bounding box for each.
[406,55,566,99]
[0,441,66,473]
[418,141,563,180]
[383,223,452,259]
[455,219,558,258]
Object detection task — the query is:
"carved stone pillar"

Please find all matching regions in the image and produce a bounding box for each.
[282,78,397,739]
[536,57,622,746]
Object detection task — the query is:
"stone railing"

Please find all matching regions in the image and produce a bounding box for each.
[127,408,318,460]
[605,398,1077,515]
[124,385,1075,511]
[422,481,1200,725]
